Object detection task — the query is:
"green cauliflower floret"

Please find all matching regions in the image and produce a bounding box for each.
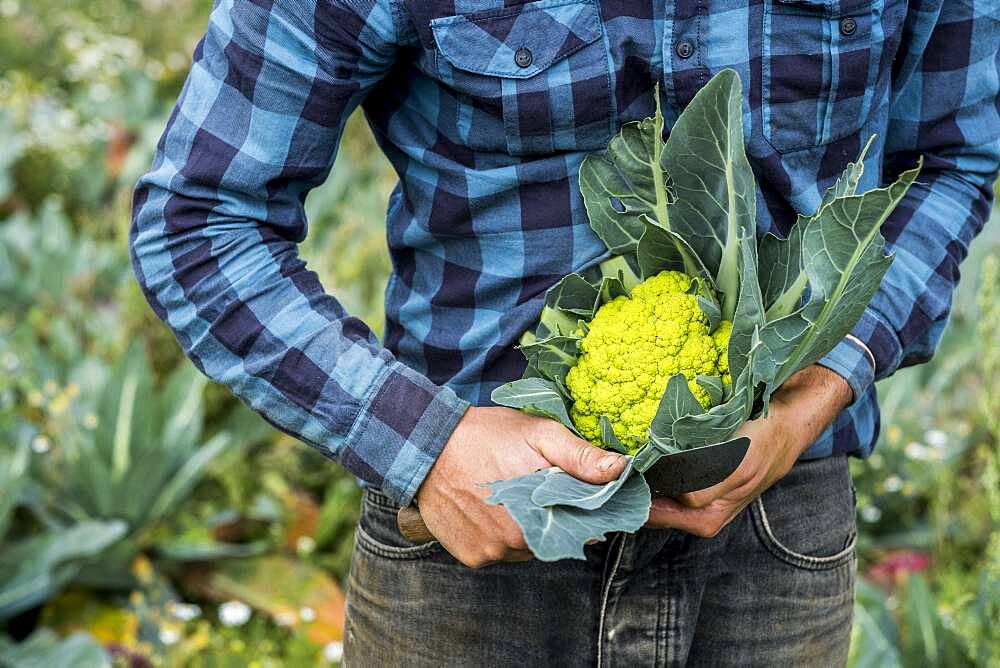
[565,270,732,451]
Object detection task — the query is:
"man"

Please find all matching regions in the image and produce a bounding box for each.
[130,0,999,664]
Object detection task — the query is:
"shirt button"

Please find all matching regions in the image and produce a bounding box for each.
[675,40,694,59]
[514,47,533,68]
[840,17,857,36]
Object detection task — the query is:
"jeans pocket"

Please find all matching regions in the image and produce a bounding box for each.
[353,488,443,560]
[749,455,857,570]
[429,0,615,156]
[762,0,878,152]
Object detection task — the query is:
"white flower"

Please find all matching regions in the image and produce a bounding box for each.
[861,506,882,523]
[324,641,344,663]
[219,600,252,627]
[169,602,202,622]
[296,536,316,555]
[1,353,19,372]
[924,429,947,448]
[274,610,297,627]
[904,442,929,460]
[159,628,181,645]
[31,435,51,454]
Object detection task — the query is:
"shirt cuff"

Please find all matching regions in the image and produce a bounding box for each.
[846,306,903,380]
[817,336,874,406]
[340,362,470,507]
[816,308,901,405]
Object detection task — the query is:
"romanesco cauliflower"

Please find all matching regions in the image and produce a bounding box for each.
[565,270,731,450]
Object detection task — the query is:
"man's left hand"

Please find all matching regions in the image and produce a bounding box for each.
[645,364,854,536]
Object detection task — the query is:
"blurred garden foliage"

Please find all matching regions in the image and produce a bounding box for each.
[0,1,997,665]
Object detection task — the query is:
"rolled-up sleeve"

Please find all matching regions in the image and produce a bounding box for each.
[129,0,469,506]
[819,0,1000,400]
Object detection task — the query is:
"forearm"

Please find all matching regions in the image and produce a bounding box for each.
[772,365,854,459]
[129,0,471,506]
[819,1,1000,399]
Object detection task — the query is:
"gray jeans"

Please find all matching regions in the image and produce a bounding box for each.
[343,455,857,667]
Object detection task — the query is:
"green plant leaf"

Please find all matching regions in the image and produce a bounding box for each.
[726,240,766,385]
[95,344,155,482]
[519,335,580,387]
[899,574,973,667]
[819,134,874,209]
[636,220,693,278]
[0,435,30,539]
[632,438,676,472]
[0,629,110,668]
[160,362,208,455]
[759,225,805,317]
[579,87,671,255]
[669,396,749,450]
[772,164,920,389]
[153,537,269,561]
[535,273,600,338]
[698,296,723,333]
[651,374,704,438]
[545,273,601,315]
[671,329,760,448]
[635,215,712,281]
[850,580,903,668]
[696,375,725,406]
[147,432,231,524]
[530,458,638,510]
[485,468,650,561]
[0,520,127,621]
[490,378,579,436]
[599,416,628,454]
[753,307,815,410]
[593,254,642,292]
[659,68,756,320]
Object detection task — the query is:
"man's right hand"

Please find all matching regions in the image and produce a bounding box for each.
[413,406,627,569]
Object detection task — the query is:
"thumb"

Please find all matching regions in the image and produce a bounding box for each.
[529,422,626,484]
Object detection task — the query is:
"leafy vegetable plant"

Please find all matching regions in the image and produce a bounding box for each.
[16,344,246,589]
[487,69,920,561]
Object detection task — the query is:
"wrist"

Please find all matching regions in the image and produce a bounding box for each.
[772,365,853,452]
[413,405,480,506]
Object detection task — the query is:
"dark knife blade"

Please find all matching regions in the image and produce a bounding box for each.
[642,436,751,498]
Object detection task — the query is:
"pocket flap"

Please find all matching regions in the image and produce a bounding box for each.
[430,0,602,79]
[772,0,871,16]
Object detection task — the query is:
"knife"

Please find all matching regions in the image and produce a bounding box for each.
[396,436,751,544]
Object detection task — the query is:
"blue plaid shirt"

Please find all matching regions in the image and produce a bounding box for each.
[131,0,1000,507]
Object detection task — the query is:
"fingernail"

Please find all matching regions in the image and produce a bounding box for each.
[599,454,622,471]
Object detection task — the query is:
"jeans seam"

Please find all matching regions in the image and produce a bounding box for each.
[364,487,402,511]
[751,497,856,570]
[354,522,443,559]
[597,533,628,668]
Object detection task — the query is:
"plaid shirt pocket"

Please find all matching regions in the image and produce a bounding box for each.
[762,0,878,152]
[429,0,615,156]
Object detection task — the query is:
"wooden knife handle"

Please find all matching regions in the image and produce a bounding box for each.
[397,504,436,544]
